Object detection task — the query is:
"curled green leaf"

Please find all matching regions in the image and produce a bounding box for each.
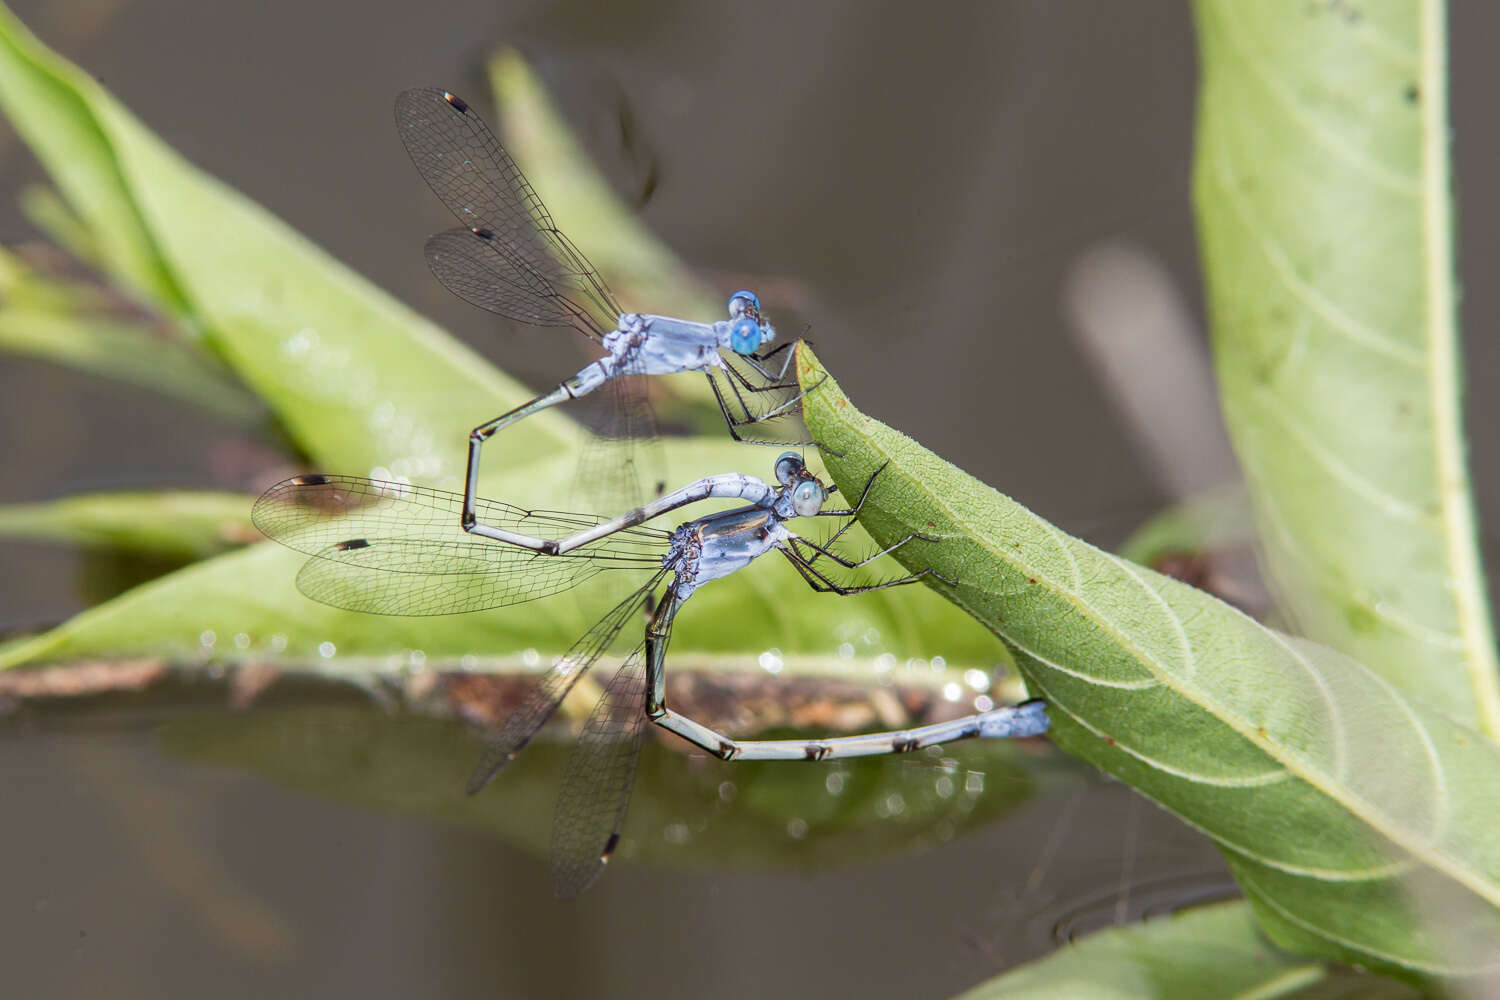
[797,342,1500,981]
[0,490,257,559]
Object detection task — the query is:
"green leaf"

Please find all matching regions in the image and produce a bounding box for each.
[157,703,1045,872]
[0,491,256,560]
[1192,0,1500,734]
[0,5,571,480]
[797,343,1500,981]
[0,249,261,422]
[19,183,101,265]
[951,900,1420,999]
[0,6,179,307]
[0,505,1021,712]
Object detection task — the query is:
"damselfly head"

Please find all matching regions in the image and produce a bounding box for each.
[727,289,761,319]
[773,451,828,517]
[791,478,825,518]
[726,289,774,355]
[728,316,763,355]
[774,451,804,485]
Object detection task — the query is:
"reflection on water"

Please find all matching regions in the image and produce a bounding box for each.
[3,691,1234,999]
[156,702,1048,873]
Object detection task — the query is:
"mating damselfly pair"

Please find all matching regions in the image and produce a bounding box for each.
[255,87,1049,898]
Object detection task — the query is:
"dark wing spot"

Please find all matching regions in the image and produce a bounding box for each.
[334,538,371,551]
[443,92,470,113]
[289,474,330,486]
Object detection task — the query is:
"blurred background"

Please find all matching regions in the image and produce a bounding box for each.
[0,1,1493,997]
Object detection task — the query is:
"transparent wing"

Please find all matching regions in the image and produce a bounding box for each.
[424,227,603,332]
[292,537,647,616]
[550,643,651,900]
[570,374,662,513]
[466,570,666,795]
[252,475,669,562]
[395,87,621,338]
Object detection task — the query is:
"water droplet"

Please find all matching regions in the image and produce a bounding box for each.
[460,654,479,671]
[522,648,540,668]
[318,641,337,659]
[370,465,392,482]
[876,792,907,818]
[942,682,962,702]
[975,695,995,712]
[964,669,991,692]
[935,775,955,799]
[663,823,690,845]
[964,771,985,795]
[199,630,216,649]
[786,817,808,840]
[232,632,250,650]
[837,642,855,660]
[284,327,319,358]
[931,655,947,670]
[717,781,737,803]
[825,772,846,796]
[269,633,287,652]
[758,648,783,674]
[862,627,880,645]
[874,652,896,673]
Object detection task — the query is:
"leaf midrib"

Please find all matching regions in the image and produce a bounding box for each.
[813,385,1500,909]
[1416,0,1500,736]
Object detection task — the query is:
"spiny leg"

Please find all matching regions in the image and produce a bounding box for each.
[704,369,813,446]
[738,340,797,383]
[781,545,953,595]
[787,530,939,572]
[815,460,889,519]
[805,461,935,558]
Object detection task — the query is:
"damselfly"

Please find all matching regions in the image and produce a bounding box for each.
[253,455,1050,897]
[395,87,806,521]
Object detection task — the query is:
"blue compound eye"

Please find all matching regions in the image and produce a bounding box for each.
[792,480,824,518]
[774,451,802,485]
[728,289,760,318]
[728,317,762,355]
